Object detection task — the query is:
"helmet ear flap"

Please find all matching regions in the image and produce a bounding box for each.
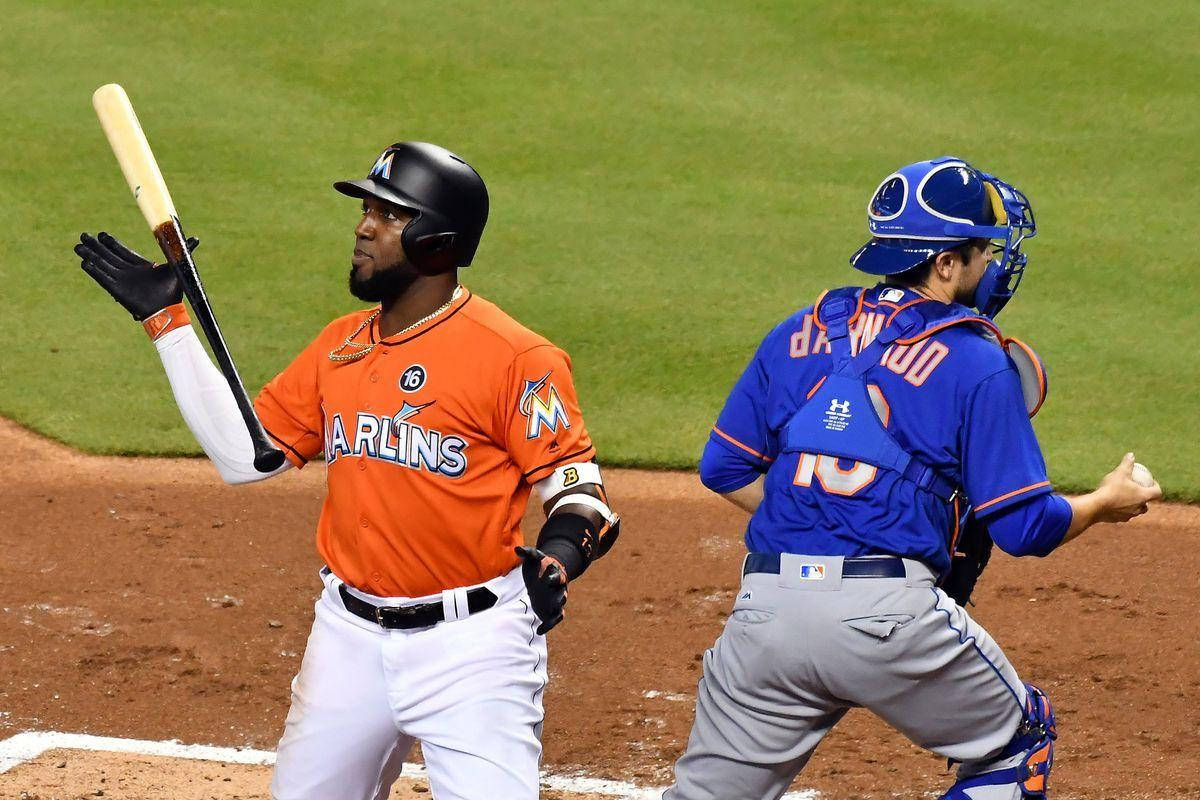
[405,230,460,275]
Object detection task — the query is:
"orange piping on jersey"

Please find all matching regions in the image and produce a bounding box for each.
[974,480,1052,513]
[806,376,827,399]
[812,288,866,332]
[1005,337,1047,418]
[712,426,773,462]
[896,317,1003,346]
[884,298,931,327]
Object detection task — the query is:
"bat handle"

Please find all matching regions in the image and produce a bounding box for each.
[253,445,287,473]
[158,222,287,475]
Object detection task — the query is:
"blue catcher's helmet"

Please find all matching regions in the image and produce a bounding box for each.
[849,157,1036,317]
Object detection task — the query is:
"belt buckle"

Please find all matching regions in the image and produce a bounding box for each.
[374,604,419,627]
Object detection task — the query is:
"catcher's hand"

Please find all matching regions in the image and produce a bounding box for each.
[515,545,568,635]
[75,231,198,321]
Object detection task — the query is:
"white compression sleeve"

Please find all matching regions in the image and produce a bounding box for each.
[154,326,292,485]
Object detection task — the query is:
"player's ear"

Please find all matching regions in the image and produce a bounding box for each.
[931,250,959,282]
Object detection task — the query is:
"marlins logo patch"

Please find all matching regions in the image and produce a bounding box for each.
[520,370,571,439]
[370,150,395,180]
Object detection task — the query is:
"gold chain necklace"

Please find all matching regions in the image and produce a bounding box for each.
[328,285,463,363]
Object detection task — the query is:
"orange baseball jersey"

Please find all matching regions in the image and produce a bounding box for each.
[253,288,595,597]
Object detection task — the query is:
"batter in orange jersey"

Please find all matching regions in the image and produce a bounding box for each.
[256,287,598,597]
[75,141,620,800]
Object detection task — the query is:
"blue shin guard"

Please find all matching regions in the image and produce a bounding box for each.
[940,683,1056,799]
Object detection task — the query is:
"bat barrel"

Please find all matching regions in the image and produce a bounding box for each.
[92,83,178,229]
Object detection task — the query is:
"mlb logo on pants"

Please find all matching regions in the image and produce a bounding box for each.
[799,564,826,580]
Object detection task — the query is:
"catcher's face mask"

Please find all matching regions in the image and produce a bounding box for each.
[971,175,1036,318]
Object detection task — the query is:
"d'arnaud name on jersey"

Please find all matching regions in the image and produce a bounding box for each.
[324,401,468,478]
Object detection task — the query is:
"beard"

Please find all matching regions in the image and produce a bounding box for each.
[954,282,979,307]
[348,258,421,302]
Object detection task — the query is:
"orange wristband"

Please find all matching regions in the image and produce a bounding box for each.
[143,302,191,341]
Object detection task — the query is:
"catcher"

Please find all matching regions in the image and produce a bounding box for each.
[665,157,1163,799]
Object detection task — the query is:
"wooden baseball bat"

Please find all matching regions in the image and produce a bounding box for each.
[92,83,286,473]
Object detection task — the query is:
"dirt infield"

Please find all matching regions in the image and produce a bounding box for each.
[0,416,1196,799]
[0,746,653,800]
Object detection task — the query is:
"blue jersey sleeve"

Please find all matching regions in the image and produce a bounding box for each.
[961,366,1054,517]
[982,492,1072,557]
[701,335,775,493]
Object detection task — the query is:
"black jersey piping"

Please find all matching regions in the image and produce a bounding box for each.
[521,445,597,480]
[263,424,309,466]
[374,293,474,348]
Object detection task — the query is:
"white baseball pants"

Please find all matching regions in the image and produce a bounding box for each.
[270,567,548,800]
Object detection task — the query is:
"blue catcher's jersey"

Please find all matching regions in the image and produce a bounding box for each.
[705,284,1053,576]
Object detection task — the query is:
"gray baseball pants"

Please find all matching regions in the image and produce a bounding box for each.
[664,554,1031,800]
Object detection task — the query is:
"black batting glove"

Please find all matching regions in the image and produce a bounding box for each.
[75,231,198,321]
[515,545,568,635]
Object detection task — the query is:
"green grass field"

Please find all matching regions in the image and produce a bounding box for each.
[1,1,1196,498]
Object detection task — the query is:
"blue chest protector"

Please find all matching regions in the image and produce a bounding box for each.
[781,287,1004,504]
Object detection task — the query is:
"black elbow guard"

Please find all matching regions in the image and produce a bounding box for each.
[536,511,621,579]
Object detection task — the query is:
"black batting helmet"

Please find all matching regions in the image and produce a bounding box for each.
[334,142,489,273]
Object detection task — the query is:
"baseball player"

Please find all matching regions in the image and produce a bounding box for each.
[664,157,1163,799]
[74,141,620,800]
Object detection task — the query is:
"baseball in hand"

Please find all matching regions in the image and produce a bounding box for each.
[1131,462,1155,488]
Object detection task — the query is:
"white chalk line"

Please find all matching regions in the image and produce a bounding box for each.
[0,729,820,798]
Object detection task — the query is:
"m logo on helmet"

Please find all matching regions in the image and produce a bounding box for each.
[370,151,395,180]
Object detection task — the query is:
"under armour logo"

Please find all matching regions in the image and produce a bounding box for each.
[823,398,852,432]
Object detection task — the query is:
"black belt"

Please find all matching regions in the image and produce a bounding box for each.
[743,553,906,579]
[336,583,498,630]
